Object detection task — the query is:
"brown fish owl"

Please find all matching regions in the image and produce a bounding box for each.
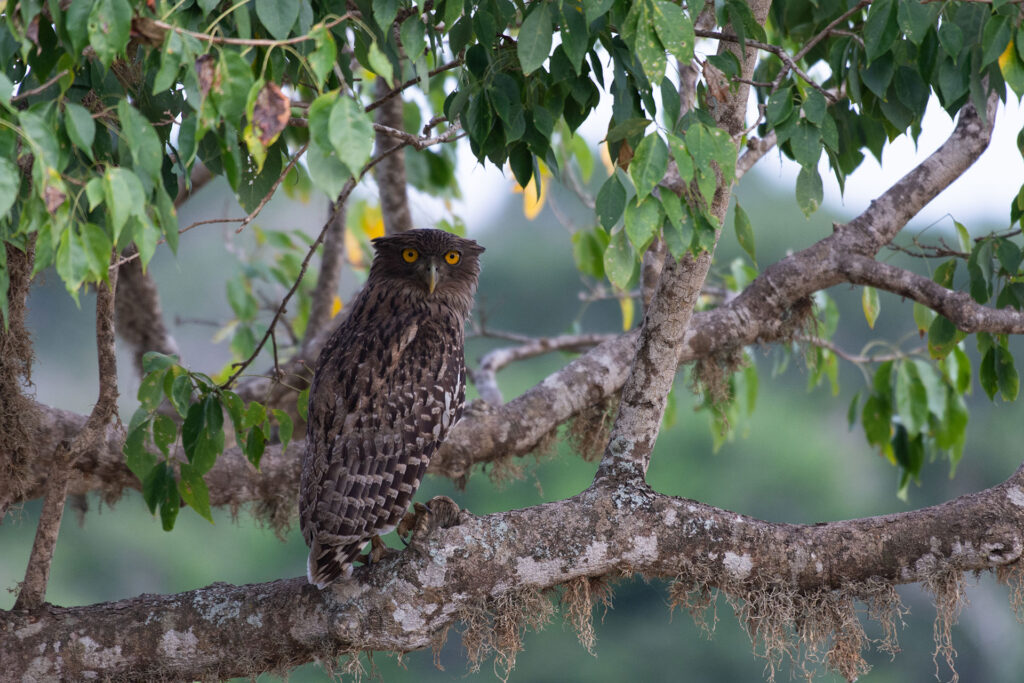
[300,228,484,588]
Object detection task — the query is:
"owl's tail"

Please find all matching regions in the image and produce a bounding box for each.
[307,539,360,589]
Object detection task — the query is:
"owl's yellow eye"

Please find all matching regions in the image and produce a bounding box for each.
[444,250,461,265]
[402,248,419,263]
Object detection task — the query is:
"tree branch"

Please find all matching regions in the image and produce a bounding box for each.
[301,198,348,355]
[471,333,618,406]
[5,470,1024,679]
[840,256,1024,334]
[14,255,119,610]
[596,0,770,482]
[374,78,413,235]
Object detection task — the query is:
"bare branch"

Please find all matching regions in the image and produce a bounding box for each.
[471,333,618,406]
[840,256,1024,334]
[14,255,119,610]
[5,470,1024,678]
[146,13,352,47]
[736,131,777,180]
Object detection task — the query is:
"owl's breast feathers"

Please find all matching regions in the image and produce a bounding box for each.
[300,291,468,588]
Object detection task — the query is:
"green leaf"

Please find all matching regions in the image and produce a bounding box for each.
[245,425,267,468]
[864,0,899,61]
[981,14,1011,68]
[995,237,1022,273]
[137,368,168,411]
[226,274,258,320]
[179,463,214,523]
[952,346,972,394]
[928,315,958,358]
[518,2,553,74]
[64,103,95,161]
[328,96,375,177]
[913,302,934,335]
[558,0,589,74]
[87,0,131,68]
[733,202,755,264]
[572,227,609,279]
[980,347,999,400]
[400,10,427,61]
[272,408,294,451]
[152,413,178,458]
[123,416,156,482]
[142,351,178,374]
[897,0,940,46]
[789,120,822,168]
[862,286,880,329]
[911,360,946,421]
[652,0,695,63]
[802,90,826,126]
[169,373,192,417]
[222,390,246,435]
[0,158,17,220]
[596,173,627,230]
[366,40,395,85]
[968,239,994,303]
[297,387,310,422]
[118,101,164,183]
[308,25,337,87]
[243,401,268,430]
[796,166,822,216]
[603,228,636,290]
[142,461,170,515]
[624,195,662,253]
[995,346,1019,400]
[938,22,964,59]
[633,5,666,84]
[629,133,668,200]
[103,168,146,243]
[153,30,185,93]
[862,393,892,446]
[255,0,299,40]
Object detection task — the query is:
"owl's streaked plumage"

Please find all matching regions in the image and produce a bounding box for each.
[300,228,484,588]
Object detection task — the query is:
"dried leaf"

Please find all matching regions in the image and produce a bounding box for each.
[196,54,216,98]
[252,81,290,146]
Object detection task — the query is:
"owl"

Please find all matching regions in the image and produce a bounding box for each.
[300,228,484,588]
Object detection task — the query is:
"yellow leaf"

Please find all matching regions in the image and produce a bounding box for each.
[862,286,880,329]
[619,296,635,331]
[344,228,364,267]
[1000,39,1015,71]
[330,295,343,318]
[360,204,385,239]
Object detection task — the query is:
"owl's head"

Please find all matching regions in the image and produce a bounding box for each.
[369,229,485,312]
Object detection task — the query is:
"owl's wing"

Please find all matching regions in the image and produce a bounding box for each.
[301,317,464,587]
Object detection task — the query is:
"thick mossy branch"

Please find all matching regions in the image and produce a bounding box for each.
[4,475,1024,680]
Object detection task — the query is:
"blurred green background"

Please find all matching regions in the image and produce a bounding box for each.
[3,161,1024,683]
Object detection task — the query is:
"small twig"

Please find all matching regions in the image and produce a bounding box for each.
[11,70,69,104]
[794,334,913,365]
[14,252,120,611]
[471,333,618,405]
[148,14,351,47]
[695,29,837,103]
[236,142,309,233]
[221,176,358,388]
[364,57,465,114]
[736,131,777,180]
[770,1,870,93]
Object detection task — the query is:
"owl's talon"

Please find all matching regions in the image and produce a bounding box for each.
[357,535,398,565]
[398,496,462,549]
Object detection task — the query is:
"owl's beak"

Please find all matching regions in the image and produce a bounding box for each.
[425,261,439,294]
